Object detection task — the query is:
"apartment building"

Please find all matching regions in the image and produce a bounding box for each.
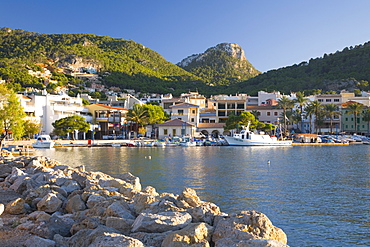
[19,92,84,136]
[207,94,248,123]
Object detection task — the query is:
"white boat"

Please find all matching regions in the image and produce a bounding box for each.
[180,141,197,147]
[111,143,121,147]
[224,122,292,146]
[180,136,197,147]
[32,135,54,148]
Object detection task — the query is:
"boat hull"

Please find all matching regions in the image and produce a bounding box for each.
[32,142,54,148]
[224,136,292,146]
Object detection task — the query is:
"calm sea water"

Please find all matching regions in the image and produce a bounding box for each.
[36,145,370,247]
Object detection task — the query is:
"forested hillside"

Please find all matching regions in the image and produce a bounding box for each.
[1,27,370,97]
[0,27,210,95]
[228,42,370,95]
[177,43,260,86]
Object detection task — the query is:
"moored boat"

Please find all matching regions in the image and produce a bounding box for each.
[224,122,292,146]
[32,135,54,148]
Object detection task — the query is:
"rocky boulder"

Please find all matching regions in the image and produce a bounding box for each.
[131,211,193,233]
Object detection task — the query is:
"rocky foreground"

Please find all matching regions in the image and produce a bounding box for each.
[0,156,288,247]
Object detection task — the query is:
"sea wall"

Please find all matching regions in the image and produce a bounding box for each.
[0,155,289,247]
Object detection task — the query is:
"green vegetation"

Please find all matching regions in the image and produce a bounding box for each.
[1,27,370,97]
[224,111,276,132]
[52,115,90,139]
[345,102,364,134]
[0,27,209,95]
[229,43,370,95]
[178,43,260,86]
[23,120,41,139]
[0,84,26,146]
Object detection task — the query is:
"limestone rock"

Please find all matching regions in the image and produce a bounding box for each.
[116,172,142,192]
[142,186,159,196]
[214,238,289,247]
[130,232,169,247]
[65,194,86,213]
[131,211,192,233]
[212,211,287,245]
[105,200,135,219]
[188,202,221,225]
[31,214,74,239]
[68,225,121,247]
[133,192,157,214]
[37,192,62,213]
[105,217,135,235]
[161,222,214,247]
[86,194,106,209]
[89,232,144,247]
[61,179,81,193]
[24,235,56,247]
[70,217,101,235]
[28,211,51,222]
[5,197,26,214]
[179,188,203,207]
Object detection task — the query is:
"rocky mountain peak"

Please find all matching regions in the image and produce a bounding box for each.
[177,43,247,67]
[208,43,246,61]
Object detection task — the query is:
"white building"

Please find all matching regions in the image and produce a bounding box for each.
[19,91,84,135]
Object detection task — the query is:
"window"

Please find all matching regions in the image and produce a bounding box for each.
[267,112,271,116]
[345,118,348,121]
[218,111,226,116]
[227,104,235,109]
[334,99,340,102]
[318,99,323,102]
[237,103,244,109]
[326,99,332,102]
[218,103,226,109]
[192,110,196,114]
[178,110,184,115]
[164,129,168,135]
[274,112,278,116]
[172,129,176,136]
[191,118,194,122]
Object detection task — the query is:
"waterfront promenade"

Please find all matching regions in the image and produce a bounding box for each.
[5,138,351,148]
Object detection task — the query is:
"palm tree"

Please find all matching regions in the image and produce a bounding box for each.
[126,104,148,137]
[307,100,323,133]
[278,96,294,132]
[363,108,370,135]
[304,104,314,133]
[323,103,341,133]
[294,92,309,132]
[346,102,364,134]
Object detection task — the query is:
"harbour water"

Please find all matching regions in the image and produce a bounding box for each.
[35,145,369,247]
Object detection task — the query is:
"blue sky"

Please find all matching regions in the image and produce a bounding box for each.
[2,0,370,72]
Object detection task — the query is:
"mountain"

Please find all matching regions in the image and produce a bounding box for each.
[228,42,370,95]
[177,43,260,86]
[1,27,370,97]
[0,27,209,95]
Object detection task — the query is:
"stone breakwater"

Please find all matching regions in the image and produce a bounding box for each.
[0,156,288,247]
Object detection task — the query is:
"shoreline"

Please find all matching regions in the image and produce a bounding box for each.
[0,155,289,246]
[3,139,353,149]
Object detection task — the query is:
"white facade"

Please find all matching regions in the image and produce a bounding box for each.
[19,92,84,135]
[169,103,200,127]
